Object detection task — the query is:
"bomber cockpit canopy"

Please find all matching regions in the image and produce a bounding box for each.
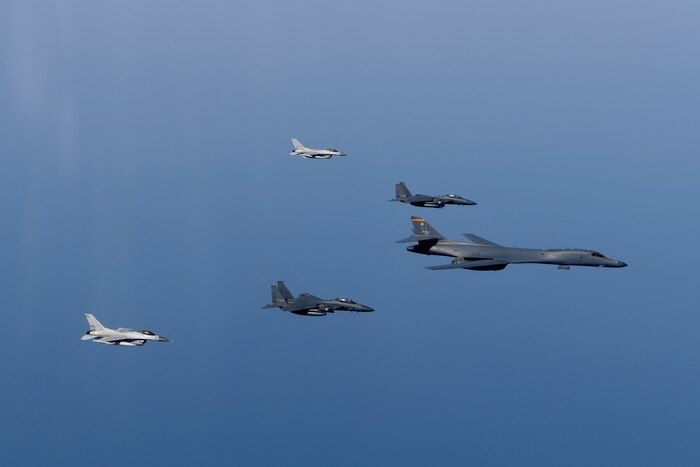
[140,330,155,336]
[590,251,605,258]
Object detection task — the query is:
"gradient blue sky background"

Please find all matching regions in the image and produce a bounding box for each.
[1,1,699,465]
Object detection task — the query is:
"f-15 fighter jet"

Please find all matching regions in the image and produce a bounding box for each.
[398,216,627,271]
[263,281,374,316]
[391,182,476,208]
[81,313,170,346]
[290,138,347,159]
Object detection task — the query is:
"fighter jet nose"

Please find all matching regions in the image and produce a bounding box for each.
[363,306,375,312]
[158,337,170,342]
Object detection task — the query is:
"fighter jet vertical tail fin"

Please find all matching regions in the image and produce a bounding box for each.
[276,281,294,301]
[85,313,105,331]
[395,182,412,199]
[291,138,305,150]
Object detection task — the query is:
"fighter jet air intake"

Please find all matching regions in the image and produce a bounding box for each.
[398,217,627,271]
[290,138,347,159]
[263,281,374,316]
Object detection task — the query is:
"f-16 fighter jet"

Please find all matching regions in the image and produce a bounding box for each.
[290,138,347,159]
[81,313,170,346]
[391,182,476,208]
[263,281,374,316]
[398,217,627,271]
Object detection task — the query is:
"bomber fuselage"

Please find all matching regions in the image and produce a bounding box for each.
[408,240,627,268]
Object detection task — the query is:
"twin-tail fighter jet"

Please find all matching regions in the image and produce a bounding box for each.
[398,216,627,271]
[81,313,170,346]
[391,182,476,208]
[290,138,347,159]
[263,281,374,316]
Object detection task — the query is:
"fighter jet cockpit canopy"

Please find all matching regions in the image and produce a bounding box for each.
[140,330,156,336]
[335,298,356,304]
[326,148,339,152]
[444,194,460,198]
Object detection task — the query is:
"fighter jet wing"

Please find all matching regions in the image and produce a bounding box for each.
[426,259,509,270]
[285,295,324,312]
[462,234,502,246]
[97,335,127,342]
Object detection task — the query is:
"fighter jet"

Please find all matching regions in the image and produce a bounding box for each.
[263,281,374,316]
[391,182,476,208]
[398,216,627,271]
[290,138,347,159]
[81,313,170,346]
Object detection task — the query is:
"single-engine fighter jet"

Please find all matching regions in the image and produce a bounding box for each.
[81,313,170,346]
[398,216,627,271]
[263,281,374,316]
[391,182,476,208]
[290,138,347,159]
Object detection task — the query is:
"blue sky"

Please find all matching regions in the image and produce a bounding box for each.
[1,1,699,465]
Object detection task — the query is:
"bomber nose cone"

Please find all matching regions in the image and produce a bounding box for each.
[617,261,628,268]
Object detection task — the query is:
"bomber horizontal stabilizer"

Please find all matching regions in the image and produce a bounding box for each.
[426,258,509,270]
[396,235,440,243]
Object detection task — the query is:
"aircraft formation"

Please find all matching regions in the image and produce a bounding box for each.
[83,137,627,342]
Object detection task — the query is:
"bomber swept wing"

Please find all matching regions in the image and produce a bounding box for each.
[462,234,502,246]
[426,258,510,270]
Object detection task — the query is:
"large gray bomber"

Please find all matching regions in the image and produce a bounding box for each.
[398,216,627,271]
[81,313,170,346]
[263,281,374,316]
[391,182,476,208]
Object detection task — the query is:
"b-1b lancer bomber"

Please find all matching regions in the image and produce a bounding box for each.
[391,182,476,208]
[398,217,627,271]
[290,138,347,159]
[263,281,374,316]
[81,313,170,346]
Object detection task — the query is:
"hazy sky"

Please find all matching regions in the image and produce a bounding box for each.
[1,1,700,466]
